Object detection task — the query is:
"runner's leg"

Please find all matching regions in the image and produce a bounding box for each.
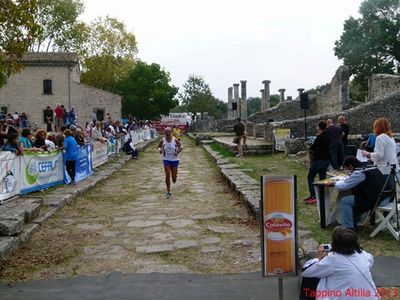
[164,165,171,192]
[171,166,178,183]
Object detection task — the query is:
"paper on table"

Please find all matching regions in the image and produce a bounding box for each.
[356,149,368,162]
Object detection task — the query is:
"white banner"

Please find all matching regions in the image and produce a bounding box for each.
[92,141,108,168]
[0,152,20,202]
[273,128,291,152]
[20,150,64,195]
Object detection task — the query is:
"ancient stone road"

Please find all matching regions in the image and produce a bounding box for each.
[1,136,261,281]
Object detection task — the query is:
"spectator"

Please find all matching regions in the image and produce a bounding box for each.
[332,156,387,229]
[3,133,23,155]
[13,112,20,128]
[106,113,112,125]
[0,120,7,147]
[233,117,246,158]
[55,133,65,148]
[363,117,399,176]
[360,133,376,152]
[304,120,330,204]
[337,116,349,146]
[61,105,67,125]
[92,109,97,124]
[63,129,78,185]
[33,129,48,150]
[66,107,77,128]
[327,118,345,169]
[91,121,106,143]
[74,127,86,146]
[20,112,29,129]
[44,106,53,132]
[19,128,34,149]
[301,227,379,300]
[54,104,64,132]
[45,134,57,151]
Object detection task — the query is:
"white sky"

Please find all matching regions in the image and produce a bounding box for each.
[80,0,362,102]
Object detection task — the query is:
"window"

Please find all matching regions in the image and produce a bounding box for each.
[0,106,7,114]
[96,109,104,121]
[43,79,52,94]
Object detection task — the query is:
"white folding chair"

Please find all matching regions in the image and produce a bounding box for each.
[370,187,400,240]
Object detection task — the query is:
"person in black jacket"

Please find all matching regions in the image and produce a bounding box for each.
[304,120,330,204]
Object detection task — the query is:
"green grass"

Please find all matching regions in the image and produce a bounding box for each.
[208,148,400,256]
[209,142,234,158]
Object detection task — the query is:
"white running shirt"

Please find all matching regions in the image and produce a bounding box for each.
[162,137,179,161]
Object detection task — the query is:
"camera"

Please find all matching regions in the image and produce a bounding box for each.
[322,243,332,252]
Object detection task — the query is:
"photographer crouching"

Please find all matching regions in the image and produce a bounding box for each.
[300,226,379,300]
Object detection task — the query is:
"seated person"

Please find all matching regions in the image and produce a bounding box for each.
[3,133,23,155]
[331,156,389,230]
[301,226,378,300]
[360,133,376,152]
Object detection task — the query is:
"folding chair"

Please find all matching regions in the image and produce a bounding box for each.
[369,186,400,241]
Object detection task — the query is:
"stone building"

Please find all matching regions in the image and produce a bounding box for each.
[0,52,121,128]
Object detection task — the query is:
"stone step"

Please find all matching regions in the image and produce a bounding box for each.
[0,197,42,236]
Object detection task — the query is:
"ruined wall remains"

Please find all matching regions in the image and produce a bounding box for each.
[368,74,400,102]
[261,91,400,143]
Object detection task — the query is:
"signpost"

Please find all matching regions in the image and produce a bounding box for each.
[260,175,298,300]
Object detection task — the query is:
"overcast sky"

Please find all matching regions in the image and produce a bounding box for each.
[81,0,362,102]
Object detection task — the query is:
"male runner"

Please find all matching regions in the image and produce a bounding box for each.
[158,127,183,198]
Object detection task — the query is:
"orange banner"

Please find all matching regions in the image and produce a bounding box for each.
[261,175,298,277]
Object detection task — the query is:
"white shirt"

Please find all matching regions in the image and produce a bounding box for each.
[302,251,378,300]
[161,137,179,161]
[370,133,399,174]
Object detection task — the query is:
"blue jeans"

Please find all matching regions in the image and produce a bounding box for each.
[307,160,329,198]
[330,142,345,169]
[341,195,392,228]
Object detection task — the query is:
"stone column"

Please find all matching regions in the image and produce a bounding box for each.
[262,80,271,110]
[228,87,233,119]
[233,83,240,118]
[240,80,247,119]
[297,88,305,100]
[260,89,265,112]
[278,88,286,103]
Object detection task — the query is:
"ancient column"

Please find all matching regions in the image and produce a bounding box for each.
[233,83,240,118]
[297,88,305,100]
[278,88,286,103]
[262,80,271,110]
[260,89,265,112]
[240,80,247,119]
[228,87,233,119]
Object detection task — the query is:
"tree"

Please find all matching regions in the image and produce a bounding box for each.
[30,0,84,52]
[0,0,40,87]
[177,75,227,118]
[80,17,137,92]
[116,61,178,119]
[334,0,400,95]
[247,97,261,115]
[305,83,329,95]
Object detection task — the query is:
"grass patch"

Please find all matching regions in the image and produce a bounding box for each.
[209,142,234,158]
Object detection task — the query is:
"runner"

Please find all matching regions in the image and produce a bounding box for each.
[158,127,183,198]
[172,124,182,141]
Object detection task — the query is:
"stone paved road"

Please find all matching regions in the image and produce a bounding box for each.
[0,136,261,281]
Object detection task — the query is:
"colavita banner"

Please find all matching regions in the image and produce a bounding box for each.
[20,150,64,195]
[0,152,20,202]
[261,175,298,277]
[92,141,108,168]
[273,129,291,152]
[75,144,93,182]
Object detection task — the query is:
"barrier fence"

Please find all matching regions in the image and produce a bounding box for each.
[0,129,157,203]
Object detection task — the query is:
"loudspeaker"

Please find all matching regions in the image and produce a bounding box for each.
[232,102,237,111]
[300,93,309,110]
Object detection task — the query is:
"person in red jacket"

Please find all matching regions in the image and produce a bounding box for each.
[54,103,64,132]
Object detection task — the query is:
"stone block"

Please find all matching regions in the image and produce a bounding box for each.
[0,218,24,236]
[0,236,19,261]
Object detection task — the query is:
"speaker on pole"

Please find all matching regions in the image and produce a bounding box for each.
[300,93,309,110]
[232,102,237,111]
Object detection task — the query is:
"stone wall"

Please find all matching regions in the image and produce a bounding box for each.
[368,74,400,102]
[189,117,237,133]
[262,91,400,143]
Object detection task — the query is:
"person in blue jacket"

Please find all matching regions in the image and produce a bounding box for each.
[63,129,78,184]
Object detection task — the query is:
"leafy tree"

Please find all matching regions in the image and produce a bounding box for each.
[334,0,400,94]
[0,0,40,87]
[116,61,178,119]
[247,97,261,115]
[30,0,84,52]
[270,94,280,107]
[305,83,329,95]
[177,75,227,118]
[80,17,137,92]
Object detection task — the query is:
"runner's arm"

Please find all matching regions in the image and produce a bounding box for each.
[157,140,163,153]
[176,140,183,153]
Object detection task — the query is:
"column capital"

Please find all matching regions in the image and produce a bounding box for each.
[233,83,240,87]
[240,80,247,83]
[260,89,264,92]
[278,88,286,93]
[297,88,305,92]
[262,80,271,84]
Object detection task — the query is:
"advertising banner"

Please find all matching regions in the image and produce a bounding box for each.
[107,138,117,156]
[0,152,20,202]
[273,129,291,152]
[75,144,93,182]
[20,150,64,194]
[261,175,298,277]
[92,141,108,168]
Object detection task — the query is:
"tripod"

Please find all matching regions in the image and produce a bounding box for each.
[363,164,400,242]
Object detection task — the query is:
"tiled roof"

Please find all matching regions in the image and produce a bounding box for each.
[20,52,79,64]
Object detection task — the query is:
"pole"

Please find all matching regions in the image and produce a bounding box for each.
[278,277,284,300]
[304,109,307,141]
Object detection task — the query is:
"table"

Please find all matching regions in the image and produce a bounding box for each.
[313,178,350,228]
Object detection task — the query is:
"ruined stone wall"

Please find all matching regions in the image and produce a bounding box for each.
[262,91,400,143]
[368,74,400,102]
